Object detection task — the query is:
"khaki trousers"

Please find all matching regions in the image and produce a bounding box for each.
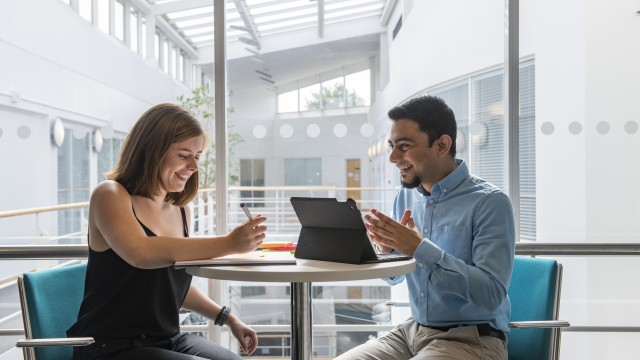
[334,318,507,360]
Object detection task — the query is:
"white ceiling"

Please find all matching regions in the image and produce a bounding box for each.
[146,0,390,88]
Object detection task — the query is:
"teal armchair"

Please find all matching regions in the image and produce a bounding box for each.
[507,256,569,360]
[386,256,569,360]
[16,263,94,360]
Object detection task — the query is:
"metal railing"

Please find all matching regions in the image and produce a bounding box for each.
[1,188,640,354]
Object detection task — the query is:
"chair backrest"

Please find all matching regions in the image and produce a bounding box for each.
[507,256,562,360]
[18,263,87,360]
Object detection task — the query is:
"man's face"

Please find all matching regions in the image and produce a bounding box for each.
[388,119,440,189]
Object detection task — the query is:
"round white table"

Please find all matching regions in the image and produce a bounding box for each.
[187,258,415,360]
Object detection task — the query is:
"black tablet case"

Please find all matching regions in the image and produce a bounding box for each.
[291,197,380,264]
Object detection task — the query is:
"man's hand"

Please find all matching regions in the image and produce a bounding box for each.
[364,209,422,256]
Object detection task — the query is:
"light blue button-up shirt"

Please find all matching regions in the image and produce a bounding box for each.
[387,159,515,333]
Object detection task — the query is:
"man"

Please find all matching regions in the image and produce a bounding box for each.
[336,96,515,359]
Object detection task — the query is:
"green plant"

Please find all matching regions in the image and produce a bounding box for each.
[305,82,366,110]
[177,84,243,188]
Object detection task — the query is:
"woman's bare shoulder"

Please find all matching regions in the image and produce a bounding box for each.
[91,180,129,200]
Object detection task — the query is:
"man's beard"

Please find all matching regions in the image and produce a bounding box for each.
[400,175,421,189]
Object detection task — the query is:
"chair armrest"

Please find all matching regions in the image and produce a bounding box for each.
[509,320,570,329]
[16,337,94,348]
[385,301,410,307]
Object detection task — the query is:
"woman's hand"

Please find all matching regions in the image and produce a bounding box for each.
[226,215,268,254]
[227,315,258,355]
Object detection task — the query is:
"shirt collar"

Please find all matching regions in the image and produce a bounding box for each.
[416,159,468,196]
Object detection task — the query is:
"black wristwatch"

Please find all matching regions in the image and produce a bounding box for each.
[214,306,231,326]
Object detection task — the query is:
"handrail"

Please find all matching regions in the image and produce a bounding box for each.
[2,243,640,259]
[0,187,399,219]
[0,245,88,259]
[516,243,640,256]
[0,202,89,219]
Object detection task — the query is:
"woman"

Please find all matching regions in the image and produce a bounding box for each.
[67,103,266,359]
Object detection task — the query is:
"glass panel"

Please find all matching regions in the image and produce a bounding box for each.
[277,90,298,113]
[114,0,124,41]
[130,9,139,53]
[162,39,169,73]
[141,16,147,58]
[344,70,371,107]
[178,53,185,82]
[171,46,177,78]
[284,158,321,186]
[471,70,505,189]
[98,0,110,34]
[154,32,160,62]
[321,77,345,109]
[57,128,90,240]
[519,62,536,241]
[299,83,321,111]
[78,0,92,22]
[432,82,470,164]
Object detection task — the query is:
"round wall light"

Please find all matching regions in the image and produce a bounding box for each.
[51,117,65,147]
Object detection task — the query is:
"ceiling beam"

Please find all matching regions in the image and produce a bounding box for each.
[380,0,398,26]
[232,0,261,49]
[130,0,198,58]
[157,17,199,58]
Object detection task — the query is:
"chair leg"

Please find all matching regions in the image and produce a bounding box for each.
[22,347,34,360]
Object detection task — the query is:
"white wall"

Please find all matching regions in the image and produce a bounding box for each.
[0,0,189,228]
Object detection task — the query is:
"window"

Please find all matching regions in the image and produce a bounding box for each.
[130,9,139,53]
[78,0,92,23]
[57,127,91,238]
[240,159,265,207]
[284,158,321,186]
[277,90,298,113]
[320,77,345,109]
[345,70,371,107]
[114,0,125,41]
[154,32,160,63]
[429,62,536,240]
[97,0,110,34]
[299,83,321,111]
[178,52,185,82]
[277,69,371,113]
[97,137,123,182]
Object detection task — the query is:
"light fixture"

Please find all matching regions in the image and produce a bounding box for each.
[51,117,65,147]
[93,129,104,153]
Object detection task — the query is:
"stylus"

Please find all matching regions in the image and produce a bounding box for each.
[240,203,253,220]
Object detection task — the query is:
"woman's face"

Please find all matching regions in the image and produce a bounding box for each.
[158,136,204,194]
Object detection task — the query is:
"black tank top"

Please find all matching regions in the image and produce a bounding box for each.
[67,207,192,339]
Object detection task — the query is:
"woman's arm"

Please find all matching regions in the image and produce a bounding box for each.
[182,285,258,355]
[90,181,267,269]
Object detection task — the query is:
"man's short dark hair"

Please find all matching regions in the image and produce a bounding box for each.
[388,95,457,157]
